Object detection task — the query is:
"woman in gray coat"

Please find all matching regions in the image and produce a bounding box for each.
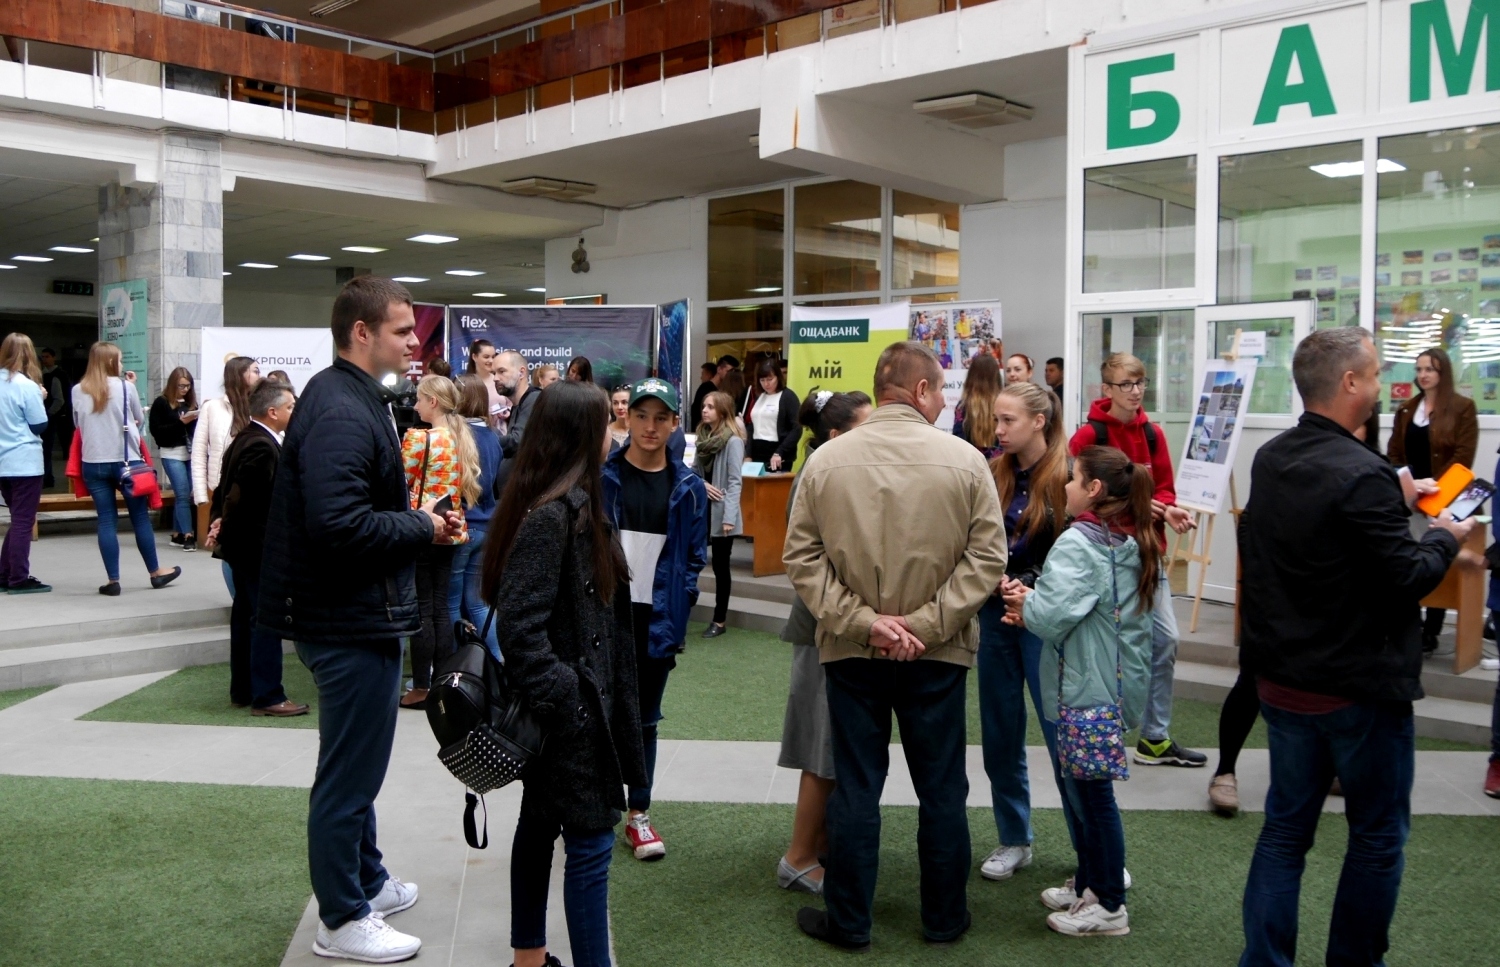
[694,390,744,638]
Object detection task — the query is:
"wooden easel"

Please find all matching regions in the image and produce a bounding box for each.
[1170,329,1247,633]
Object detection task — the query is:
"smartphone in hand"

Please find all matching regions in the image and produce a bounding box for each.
[433,495,454,516]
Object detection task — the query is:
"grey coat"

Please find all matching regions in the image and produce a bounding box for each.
[701,434,744,537]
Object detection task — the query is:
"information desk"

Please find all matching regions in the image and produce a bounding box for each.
[740,473,796,577]
[1420,525,1487,675]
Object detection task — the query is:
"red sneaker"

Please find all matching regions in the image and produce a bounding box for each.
[1485,759,1500,800]
[625,813,666,861]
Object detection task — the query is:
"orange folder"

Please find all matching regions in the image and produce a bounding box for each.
[1416,463,1475,517]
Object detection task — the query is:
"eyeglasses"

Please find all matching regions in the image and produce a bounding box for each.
[1105,378,1150,392]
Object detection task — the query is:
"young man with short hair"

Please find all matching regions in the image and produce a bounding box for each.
[1068,352,1205,769]
[1045,357,1064,394]
[690,360,718,420]
[602,378,709,861]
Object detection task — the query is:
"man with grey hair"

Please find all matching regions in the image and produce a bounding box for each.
[1238,326,1474,966]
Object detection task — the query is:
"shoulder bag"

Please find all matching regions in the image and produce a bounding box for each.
[1053,541,1130,782]
[118,383,161,501]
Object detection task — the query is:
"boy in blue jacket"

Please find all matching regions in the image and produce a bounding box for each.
[602,378,709,860]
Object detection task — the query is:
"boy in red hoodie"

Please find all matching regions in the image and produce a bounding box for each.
[1068,352,1206,769]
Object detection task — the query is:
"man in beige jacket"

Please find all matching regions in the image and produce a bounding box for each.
[783,341,1007,951]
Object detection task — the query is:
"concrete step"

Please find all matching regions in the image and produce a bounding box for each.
[699,572,797,607]
[0,625,232,691]
[2,604,231,653]
[691,593,792,635]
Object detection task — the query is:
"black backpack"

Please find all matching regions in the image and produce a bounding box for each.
[1088,418,1159,457]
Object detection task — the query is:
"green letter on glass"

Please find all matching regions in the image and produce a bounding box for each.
[1410,0,1500,102]
[1253,24,1337,125]
[1106,54,1180,149]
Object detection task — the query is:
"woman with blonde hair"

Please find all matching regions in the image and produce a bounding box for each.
[400,374,481,708]
[192,355,259,589]
[693,390,745,639]
[0,332,51,592]
[71,342,179,595]
[953,353,1003,459]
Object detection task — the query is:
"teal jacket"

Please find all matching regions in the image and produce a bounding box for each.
[1023,521,1153,728]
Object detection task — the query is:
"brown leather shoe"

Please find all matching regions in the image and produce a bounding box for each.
[1208,774,1239,817]
[252,700,310,717]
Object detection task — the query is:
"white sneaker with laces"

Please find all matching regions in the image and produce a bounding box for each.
[314,913,421,963]
[1039,869,1132,910]
[980,845,1033,881]
[369,876,418,917]
[1047,897,1130,937]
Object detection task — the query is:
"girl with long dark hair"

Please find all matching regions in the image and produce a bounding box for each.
[482,380,645,967]
[192,355,258,582]
[740,357,801,470]
[150,366,199,550]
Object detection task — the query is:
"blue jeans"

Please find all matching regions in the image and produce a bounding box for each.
[1065,776,1126,911]
[977,597,1049,847]
[160,457,193,536]
[296,639,402,929]
[823,658,971,945]
[509,812,615,967]
[448,524,499,659]
[1240,701,1414,967]
[1141,568,1179,741]
[82,461,160,581]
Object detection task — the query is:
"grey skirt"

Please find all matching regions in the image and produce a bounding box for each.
[778,599,835,780]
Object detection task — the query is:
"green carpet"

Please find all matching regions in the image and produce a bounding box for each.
[0,775,308,967]
[610,803,1499,966]
[82,654,320,729]
[0,685,53,711]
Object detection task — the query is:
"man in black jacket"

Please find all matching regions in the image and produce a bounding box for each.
[208,377,306,716]
[1238,327,1475,967]
[260,276,460,965]
[492,348,540,494]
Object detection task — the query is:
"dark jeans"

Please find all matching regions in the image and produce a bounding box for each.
[823,658,970,945]
[296,639,402,929]
[510,811,615,967]
[1423,607,1446,639]
[628,613,676,813]
[230,566,287,708]
[709,535,733,624]
[448,524,499,659]
[1240,701,1415,967]
[411,544,456,688]
[1065,776,1126,911]
[0,475,42,587]
[82,461,159,581]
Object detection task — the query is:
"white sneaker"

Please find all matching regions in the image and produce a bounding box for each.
[1047,897,1130,936]
[1039,869,1132,910]
[980,845,1033,881]
[314,914,421,963]
[368,876,418,917]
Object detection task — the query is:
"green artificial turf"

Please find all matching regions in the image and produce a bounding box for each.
[0,685,53,711]
[610,802,1500,967]
[82,653,320,729]
[0,775,308,967]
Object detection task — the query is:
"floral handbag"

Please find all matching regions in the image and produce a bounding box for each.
[1054,543,1129,782]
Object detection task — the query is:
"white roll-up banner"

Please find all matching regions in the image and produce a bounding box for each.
[199,327,334,398]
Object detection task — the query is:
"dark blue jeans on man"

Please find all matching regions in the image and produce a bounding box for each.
[1241,700,1414,967]
[510,810,615,967]
[230,567,287,708]
[296,639,403,929]
[822,657,971,945]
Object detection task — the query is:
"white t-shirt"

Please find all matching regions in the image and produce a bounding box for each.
[752,391,781,443]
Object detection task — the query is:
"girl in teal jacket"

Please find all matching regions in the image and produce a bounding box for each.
[1001,445,1157,939]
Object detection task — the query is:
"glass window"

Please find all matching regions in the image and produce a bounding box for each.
[1079,309,1193,414]
[793,180,881,295]
[1083,157,1196,292]
[709,302,783,334]
[708,189,784,302]
[1376,123,1500,416]
[1207,316,1297,414]
[1217,142,1362,327]
[909,291,959,304]
[891,191,960,290]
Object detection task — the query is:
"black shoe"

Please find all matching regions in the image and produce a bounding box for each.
[1134,738,1207,767]
[1485,615,1496,642]
[510,955,564,967]
[1422,633,1440,655]
[701,622,727,639]
[8,577,51,594]
[170,533,186,547]
[99,581,121,596]
[150,567,182,589]
[796,907,870,953]
[924,911,972,947]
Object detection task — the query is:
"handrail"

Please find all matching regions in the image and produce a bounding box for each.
[153,0,437,60]
[434,0,618,58]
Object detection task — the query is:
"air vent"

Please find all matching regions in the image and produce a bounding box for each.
[912,92,1034,129]
[499,177,598,200]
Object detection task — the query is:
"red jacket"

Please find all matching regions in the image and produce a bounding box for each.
[1068,398,1177,509]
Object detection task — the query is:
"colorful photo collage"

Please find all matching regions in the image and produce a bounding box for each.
[1363,235,1500,293]
[909,306,998,370]
[1187,369,1246,467]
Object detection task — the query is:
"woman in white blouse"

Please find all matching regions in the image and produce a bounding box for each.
[740,358,801,471]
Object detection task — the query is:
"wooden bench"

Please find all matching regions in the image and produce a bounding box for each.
[31,491,178,539]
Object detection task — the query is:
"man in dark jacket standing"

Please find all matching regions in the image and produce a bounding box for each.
[260,276,460,965]
[1239,327,1474,967]
[492,349,540,495]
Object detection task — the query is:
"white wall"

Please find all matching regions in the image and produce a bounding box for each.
[224,290,335,330]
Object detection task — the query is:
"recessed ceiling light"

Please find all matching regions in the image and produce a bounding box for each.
[747,286,781,293]
[392,276,428,283]
[12,255,52,262]
[526,287,547,292]
[50,245,94,254]
[472,292,506,298]
[1309,159,1406,178]
[0,264,15,270]
[446,269,485,277]
[407,234,458,244]
[222,271,232,276]
[240,262,277,269]
[90,237,100,242]
[342,245,388,254]
[288,253,330,261]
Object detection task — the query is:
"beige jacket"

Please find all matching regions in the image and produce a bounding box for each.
[783,404,1008,667]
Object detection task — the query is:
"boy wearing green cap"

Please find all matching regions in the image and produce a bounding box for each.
[602,378,709,861]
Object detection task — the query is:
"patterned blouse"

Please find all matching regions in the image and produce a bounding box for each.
[402,426,468,545]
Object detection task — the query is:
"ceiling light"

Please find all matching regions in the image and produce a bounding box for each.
[526,287,547,292]
[472,292,506,298]
[727,305,762,311]
[12,255,52,262]
[446,269,485,277]
[0,264,15,270]
[1309,159,1406,178]
[748,286,781,293]
[240,262,277,269]
[499,177,598,200]
[288,253,330,261]
[50,245,93,254]
[913,92,1034,128]
[392,276,428,283]
[342,245,387,253]
[309,0,361,17]
[222,271,232,276]
[90,237,100,242]
[407,234,458,244]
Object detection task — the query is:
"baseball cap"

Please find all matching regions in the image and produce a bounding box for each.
[628,377,679,413]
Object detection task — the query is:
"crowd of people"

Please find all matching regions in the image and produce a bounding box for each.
[2,277,1498,967]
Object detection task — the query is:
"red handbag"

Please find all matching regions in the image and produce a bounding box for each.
[118,383,161,504]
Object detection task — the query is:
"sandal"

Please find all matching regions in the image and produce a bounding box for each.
[777,856,824,896]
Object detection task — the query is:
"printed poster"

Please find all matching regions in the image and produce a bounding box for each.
[448,305,655,389]
[100,279,149,407]
[908,301,1003,431]
[1176,360,1257,514]
[656,299,689,396]
[406,303,447,377]
[199,327,334,397]
[787,301,911,401]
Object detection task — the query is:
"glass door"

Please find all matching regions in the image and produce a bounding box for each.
[1194,301,1315,428]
